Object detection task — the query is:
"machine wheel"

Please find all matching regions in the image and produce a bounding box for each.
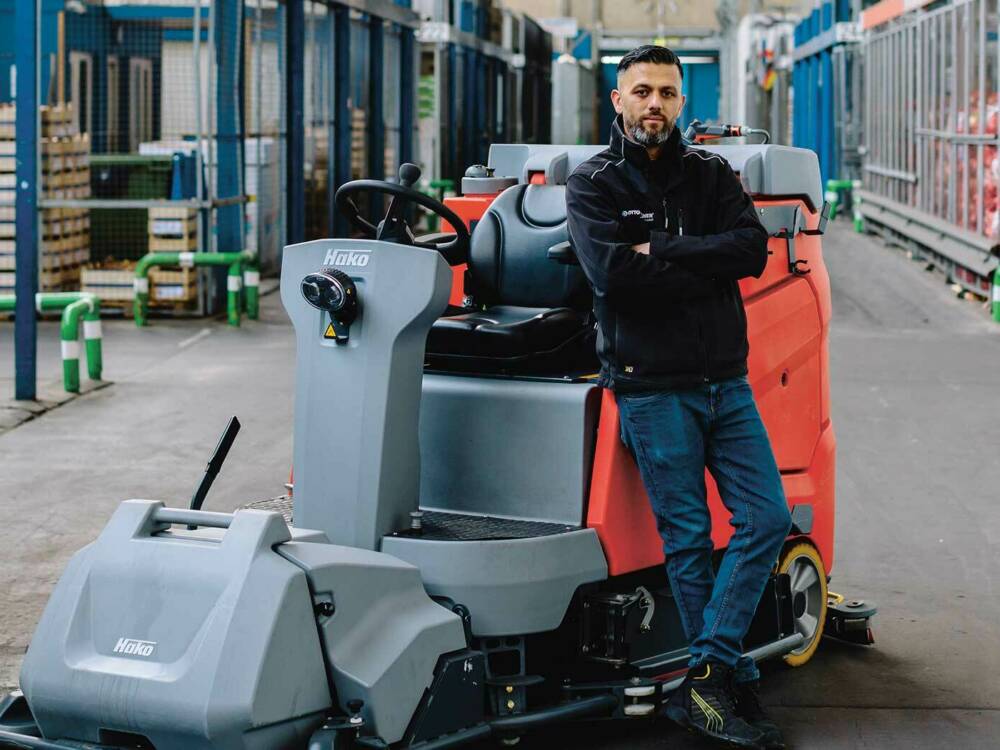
[778,541,827,667]
[307,727,356,750]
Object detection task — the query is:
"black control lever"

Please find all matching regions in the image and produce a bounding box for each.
[377,163,422,243]
[301,269,359,343]
[188,416,241,525]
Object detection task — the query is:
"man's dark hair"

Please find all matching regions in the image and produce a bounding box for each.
[617,45,684,80]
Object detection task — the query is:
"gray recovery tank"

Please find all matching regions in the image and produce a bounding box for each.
[19,501,467,748]
[20,501,332,749]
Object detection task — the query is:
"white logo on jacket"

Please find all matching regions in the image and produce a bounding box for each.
[621,209,654,221]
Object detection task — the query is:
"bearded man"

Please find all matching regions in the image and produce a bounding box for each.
[565,45,792,750]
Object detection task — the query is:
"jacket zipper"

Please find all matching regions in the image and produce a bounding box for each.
[663,200,686,236]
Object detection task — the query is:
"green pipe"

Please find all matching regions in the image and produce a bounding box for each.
[226,262,242,327]
[851,180,865,233]
[55,294,101,394]
[134,251,255,327]
[243,266,260,320]
[0,292,102,393]
[993,269,1000,323]
[825,179,855,222]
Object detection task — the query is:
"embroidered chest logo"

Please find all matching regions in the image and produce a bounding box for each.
[621,209,654,222]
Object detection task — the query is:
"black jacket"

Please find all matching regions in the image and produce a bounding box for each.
[566,117,769,392]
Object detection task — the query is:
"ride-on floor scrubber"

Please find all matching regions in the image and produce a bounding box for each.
[0,136,877,750]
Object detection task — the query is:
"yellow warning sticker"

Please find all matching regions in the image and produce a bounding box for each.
[324,323,337,339]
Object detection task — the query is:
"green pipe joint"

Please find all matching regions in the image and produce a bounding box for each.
[134,251,256,327]
[54,296,103,393]
[0,292,103,393]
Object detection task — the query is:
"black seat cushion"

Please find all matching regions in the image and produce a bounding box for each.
[426,184,596,374]
[426,305,597,373]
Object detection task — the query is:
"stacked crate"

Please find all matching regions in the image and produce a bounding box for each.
[80,260,136,302]
[0,104,90,293]
[148,207,198,305]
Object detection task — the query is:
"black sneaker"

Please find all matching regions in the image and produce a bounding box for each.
[664,661,765,749]
[732,679,785,750]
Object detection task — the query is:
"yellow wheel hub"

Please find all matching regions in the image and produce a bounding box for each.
[778,541,828,667]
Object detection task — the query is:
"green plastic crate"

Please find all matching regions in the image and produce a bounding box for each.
[90,155,173,262]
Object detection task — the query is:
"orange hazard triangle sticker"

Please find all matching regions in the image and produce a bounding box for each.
[324,322,337,339]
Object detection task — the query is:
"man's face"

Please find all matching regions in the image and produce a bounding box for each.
[612,62,685,147]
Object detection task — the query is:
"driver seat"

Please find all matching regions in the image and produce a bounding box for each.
[425,184,597,374]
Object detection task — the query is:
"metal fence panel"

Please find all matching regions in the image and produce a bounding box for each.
[860,0,1000,294]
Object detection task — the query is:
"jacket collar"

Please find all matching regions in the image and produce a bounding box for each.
[609,115,685,188]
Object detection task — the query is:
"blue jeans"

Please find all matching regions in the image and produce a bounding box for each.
[616,376,792,684]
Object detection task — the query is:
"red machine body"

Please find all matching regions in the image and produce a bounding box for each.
[444,182,835,579]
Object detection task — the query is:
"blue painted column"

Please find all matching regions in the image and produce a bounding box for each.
[15,0,39,400]
[462,47,476,172]
[367,15,385,221]
[286,0,305,244]
[396,0,415,172]
[446,43,458,183]
[367,16,385,182]
[332,4,352,237]
[820,50,834,183]
[399,26,415,168]
[214,0,243,248]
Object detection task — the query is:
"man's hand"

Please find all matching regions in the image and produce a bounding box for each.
[631,242,651,255]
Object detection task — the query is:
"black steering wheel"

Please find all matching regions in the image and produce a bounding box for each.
[334,163,470,266]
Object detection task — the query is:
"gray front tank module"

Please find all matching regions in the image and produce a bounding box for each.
[20,501,332,750]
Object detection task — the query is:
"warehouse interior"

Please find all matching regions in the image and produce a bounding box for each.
[2,1,1000,749]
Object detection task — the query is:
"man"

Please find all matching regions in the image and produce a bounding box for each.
[565,46,792,750]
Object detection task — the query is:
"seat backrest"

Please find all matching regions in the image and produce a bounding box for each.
[468,184,590,309]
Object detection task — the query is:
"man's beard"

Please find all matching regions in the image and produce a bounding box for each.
[626,116,674,146]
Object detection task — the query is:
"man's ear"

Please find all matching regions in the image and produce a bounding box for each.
[611,88,623,114]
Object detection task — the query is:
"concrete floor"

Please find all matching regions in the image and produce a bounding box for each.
[1,221,999,748]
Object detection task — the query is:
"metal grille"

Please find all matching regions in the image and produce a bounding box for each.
[243,494,293,523]
[239,499,578,542]
[397,511,578,542]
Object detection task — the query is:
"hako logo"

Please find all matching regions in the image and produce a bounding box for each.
[324,248,371,268]
[112,638,157,658]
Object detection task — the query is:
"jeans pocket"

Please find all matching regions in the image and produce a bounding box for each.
[619,390,664,406]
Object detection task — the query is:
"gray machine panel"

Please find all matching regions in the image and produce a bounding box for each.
[419,375,600,526]
[20,501,331,750]
[281,239,452,550]
[696,145,823,211]
[488,144,602,183]
[382,529,608,637]
[486,142,823,210]
[277,541,467,746]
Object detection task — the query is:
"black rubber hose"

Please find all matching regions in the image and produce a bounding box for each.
[489,694,619,733]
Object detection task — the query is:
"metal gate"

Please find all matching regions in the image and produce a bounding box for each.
[859,0,1000,295]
